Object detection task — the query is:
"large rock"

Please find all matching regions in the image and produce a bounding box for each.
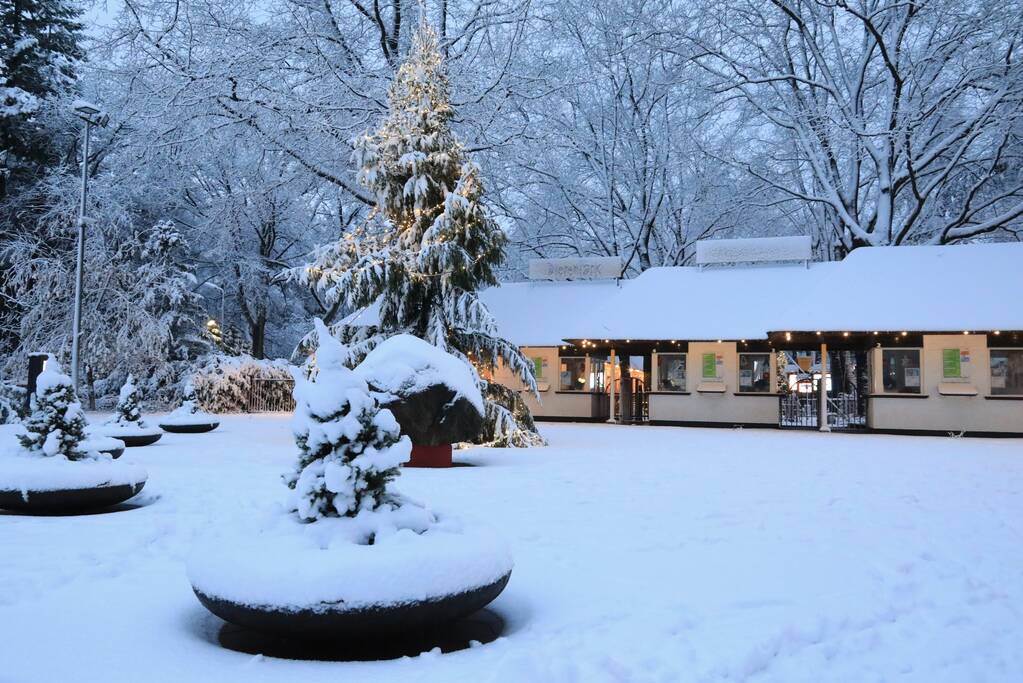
[379,383,482,446]
[355,335,485,447]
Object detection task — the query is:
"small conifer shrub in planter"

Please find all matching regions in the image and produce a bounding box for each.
[188,320,512,640]
[158,382,219,434]
[98,375,163,446]
[0,362,147,514]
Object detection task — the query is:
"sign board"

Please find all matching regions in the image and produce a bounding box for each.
[702,353,717,379]
[942,348,961,378]
[528,256,622,281]
[695,236,812,266]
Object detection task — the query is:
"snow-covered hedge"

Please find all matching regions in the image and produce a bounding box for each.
[191,354,296,413]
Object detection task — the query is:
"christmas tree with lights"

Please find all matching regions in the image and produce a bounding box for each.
[298,18,541,447]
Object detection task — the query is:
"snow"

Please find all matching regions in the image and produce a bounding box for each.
[96,423,163,438]
[347,243,1023,348]
[157,412,220,427]
[572,242,1023,341]
[341,279,621,348]
[1,417,1023,682]
[81,433,126,453]
[355,333,484,413]
[0,425,146,492]
[188,510,512,610]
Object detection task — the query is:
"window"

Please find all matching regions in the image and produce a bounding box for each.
[881,349,921,394]
[738,353,771,393]
[656,353,686,392]
[990,349,1023,395]
[559,357,587,391]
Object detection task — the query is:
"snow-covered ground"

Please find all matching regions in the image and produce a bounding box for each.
[2,417,1022,682]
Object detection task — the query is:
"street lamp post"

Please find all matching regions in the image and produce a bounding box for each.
[70,100,108,394]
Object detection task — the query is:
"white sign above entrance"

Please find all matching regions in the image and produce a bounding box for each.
[695,236,812,266]
[528,256,622,281]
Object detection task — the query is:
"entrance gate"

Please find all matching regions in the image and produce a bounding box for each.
[778,350,868,431]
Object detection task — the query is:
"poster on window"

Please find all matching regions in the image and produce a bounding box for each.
[991,356,1008,388]
[905,367,921,387]
[668,359,685,386]
[739,369,753,387]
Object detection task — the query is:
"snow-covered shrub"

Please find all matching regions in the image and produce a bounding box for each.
[285,320,411,522]
[17,361,91,460]
[0,380,25,424]
[176,381,201,416]
[108,375,144,426]
[191,354,295,413]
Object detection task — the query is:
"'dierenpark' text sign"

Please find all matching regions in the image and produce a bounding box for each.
[528,256,622,281]
[695,236,812,266]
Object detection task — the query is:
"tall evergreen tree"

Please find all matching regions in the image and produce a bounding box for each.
[296,18,542,446]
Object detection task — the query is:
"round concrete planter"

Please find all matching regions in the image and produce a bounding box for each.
[0,480,146,514]
[103,445,126,459]
[108,432,162,448]
[193,570,511,638]
[159,422,219,434]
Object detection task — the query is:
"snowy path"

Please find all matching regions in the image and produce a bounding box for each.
[2,418,1023,682]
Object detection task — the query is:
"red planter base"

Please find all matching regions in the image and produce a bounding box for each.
[406,443,452,468]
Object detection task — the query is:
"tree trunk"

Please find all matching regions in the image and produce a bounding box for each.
[249,315,266,359]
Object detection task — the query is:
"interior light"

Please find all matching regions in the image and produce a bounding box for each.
[842,332,849,337]
[901,332,908,336]
[994,330,1001,335]
[785,332,791,341]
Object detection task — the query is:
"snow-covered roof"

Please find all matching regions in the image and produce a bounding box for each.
[340,244,1023,346]
[567,243,1023,341]
[338,279,622,347]
[479,280,621,346]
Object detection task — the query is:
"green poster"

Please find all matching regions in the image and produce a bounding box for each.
[942,348,961,378]
[702,353,717,379]
[533,357,544,379]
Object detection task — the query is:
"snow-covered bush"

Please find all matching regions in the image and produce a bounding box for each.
[17,361,91,460]
[0,380,25,424]
[285,320,411,523]
[108,375,145,426]
[176,381,201,416]
[191,354,295,413]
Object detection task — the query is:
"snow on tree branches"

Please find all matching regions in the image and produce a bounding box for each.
[286,319,411,522]
[295,19,542,447]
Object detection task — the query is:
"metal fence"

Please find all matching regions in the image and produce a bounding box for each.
[779,391,866,430]
[247,377,296,413]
